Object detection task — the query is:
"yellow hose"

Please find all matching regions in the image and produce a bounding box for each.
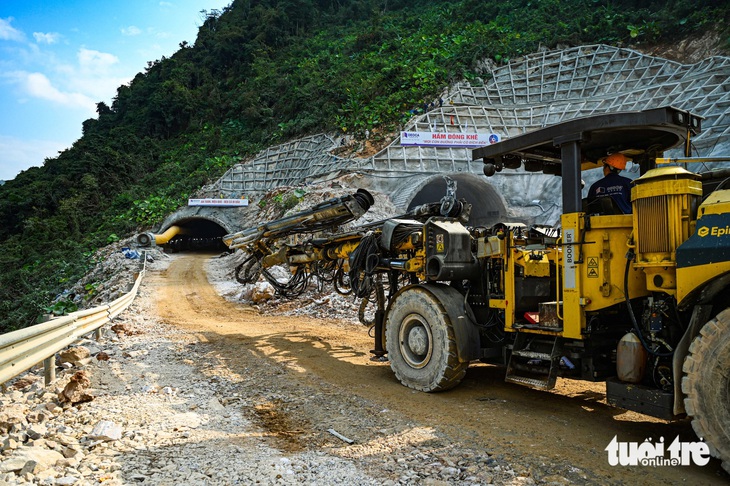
[153,225,184,245]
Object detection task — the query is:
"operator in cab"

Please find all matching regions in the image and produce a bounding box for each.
[587,153,633,214]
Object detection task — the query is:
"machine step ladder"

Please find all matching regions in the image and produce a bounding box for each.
[505,333,563,390]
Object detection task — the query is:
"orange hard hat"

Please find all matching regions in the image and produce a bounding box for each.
[605,153,628,170]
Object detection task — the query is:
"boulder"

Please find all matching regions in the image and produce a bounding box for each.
[59,346,90,366]
[250,282,275,303]
[0,446,63,473]
[58,371,93,405]
[88,420,122,442]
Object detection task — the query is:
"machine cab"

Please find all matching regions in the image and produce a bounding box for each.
[471,107,703,339]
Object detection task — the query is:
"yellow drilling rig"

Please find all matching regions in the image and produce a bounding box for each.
[222,107,730,471]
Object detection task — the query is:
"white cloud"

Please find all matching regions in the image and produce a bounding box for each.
[69,74,132,103]
[33,32,61,44]
[24,72,96,112]
[8,47,129,108]
[121,25,142,36]
[159,2,174,7]
[0,17,25,42]
[77,48,119,74]
[0,135,68,180]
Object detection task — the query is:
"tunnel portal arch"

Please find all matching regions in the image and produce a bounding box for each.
[403,173,507,228]
[139,206,243,251]
[159,217,229,251]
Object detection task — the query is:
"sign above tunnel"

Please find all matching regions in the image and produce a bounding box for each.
[188,198,249,207]
[400,131,500,148]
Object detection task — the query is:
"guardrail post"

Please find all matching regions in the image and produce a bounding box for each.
[95,328,103,341]
[44,355,56,386]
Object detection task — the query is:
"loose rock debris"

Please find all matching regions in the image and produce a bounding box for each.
[0,253,574,486]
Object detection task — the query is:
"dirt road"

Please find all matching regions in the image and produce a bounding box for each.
[150,253,727,484]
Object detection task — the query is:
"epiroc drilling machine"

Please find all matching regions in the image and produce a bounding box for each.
[223,107,729,469]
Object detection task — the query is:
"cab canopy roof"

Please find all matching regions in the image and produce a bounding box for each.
[471,106,702,213]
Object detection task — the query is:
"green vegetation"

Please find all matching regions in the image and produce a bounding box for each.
[1,0,728,332]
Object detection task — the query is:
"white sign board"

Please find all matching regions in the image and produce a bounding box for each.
[401,131,500,148]
[188,198,249,207]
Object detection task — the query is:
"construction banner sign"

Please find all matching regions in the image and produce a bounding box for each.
[401,131,500,148]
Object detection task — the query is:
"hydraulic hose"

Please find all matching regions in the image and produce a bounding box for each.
[623,251,673,357]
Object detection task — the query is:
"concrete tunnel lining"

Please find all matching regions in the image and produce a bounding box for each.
[404,173,507,228]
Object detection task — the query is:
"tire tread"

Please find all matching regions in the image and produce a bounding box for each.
[681,310,730,471]
[387,286,468,392]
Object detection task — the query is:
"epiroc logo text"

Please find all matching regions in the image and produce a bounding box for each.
[697,226,730,237]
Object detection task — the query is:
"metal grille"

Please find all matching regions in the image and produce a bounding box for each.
[636,196,670,254]
[208,45,730,199]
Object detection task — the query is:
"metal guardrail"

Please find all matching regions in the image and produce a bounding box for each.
[0,266,145,388]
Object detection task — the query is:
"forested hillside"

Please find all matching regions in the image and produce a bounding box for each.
[1,0,728,332]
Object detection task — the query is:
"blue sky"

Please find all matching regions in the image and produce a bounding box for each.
[0,0,232,181]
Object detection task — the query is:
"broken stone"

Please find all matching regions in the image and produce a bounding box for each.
[54,434,79,447]
[19,460,40,476]
[111,323,141,336]
[96,352,110,361]
[0,447,63,473]
[8,376,38,391]
[62,446,81,459]
[45,402,63,415]
[0,404,28,433]
[0,457,26,474]
[1,437,19,452]
[25,424,47,441]
[59,347,90,366]
[55,476,80,485]
[58,371,93,405]
[88,421,122,442]
[26,409,51,424]
[247,281,275,303]
[9,432,27,444]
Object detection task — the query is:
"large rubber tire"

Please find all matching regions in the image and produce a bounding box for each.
[681,309,730,473]
[385,285,468,392]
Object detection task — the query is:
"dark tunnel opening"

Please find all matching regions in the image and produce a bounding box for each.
[407,175,505,228]
[165,218,229,252]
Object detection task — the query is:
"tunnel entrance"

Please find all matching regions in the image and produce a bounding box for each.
[163,218,229,252]
[406,174,506,228]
